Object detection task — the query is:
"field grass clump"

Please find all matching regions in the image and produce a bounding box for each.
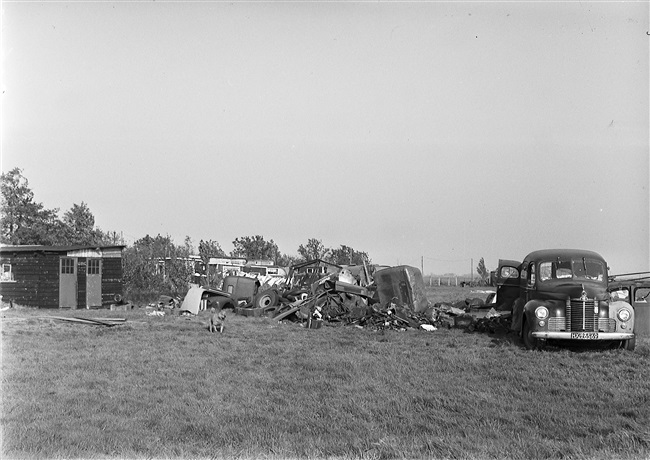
[2,286,649,459]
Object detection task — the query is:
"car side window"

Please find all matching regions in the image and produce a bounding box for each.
[500,266,518,278]
[527,263,536,287]
[539,262,552,281]
[635,288,650,303]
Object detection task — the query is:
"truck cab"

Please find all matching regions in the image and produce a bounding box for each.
[503,249,635,350]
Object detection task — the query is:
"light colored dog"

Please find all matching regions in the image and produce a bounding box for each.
[209,307,226,333]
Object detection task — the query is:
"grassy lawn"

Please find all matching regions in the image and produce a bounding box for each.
[1,287,649,459]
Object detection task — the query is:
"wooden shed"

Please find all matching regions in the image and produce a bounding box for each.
[0,245,125,309]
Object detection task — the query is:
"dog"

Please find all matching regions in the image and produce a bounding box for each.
[209,307,226,333]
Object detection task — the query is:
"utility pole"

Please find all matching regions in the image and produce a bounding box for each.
[421,256,424,275]
[471,258,473,283]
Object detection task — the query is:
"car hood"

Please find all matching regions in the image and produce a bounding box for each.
[536,281,607,301]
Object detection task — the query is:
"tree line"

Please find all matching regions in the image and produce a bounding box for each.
[1,168,372,299]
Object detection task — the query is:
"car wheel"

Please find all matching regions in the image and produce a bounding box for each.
[622,337,636,351]
[522,320,539,350]
[254,290,279,309]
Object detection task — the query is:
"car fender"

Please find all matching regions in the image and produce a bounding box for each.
[609,300,635,328]
[516,299,551,335]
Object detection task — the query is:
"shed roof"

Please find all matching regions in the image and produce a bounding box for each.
[0,244,126,254]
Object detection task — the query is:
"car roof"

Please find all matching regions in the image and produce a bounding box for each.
[524,249,606,263]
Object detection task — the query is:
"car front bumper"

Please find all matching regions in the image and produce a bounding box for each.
[532,331,635,340]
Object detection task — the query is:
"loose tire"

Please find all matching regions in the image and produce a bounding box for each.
[254,290,279,309]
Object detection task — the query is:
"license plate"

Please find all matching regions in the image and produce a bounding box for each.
[571,332,599,340]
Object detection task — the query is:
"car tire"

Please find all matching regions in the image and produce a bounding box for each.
[254,290,279,309]
[622,337,636,351]
[522,320,539,350]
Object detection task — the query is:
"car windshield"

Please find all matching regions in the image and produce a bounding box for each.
[538,257,605,282]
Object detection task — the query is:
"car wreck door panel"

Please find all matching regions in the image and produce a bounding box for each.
[492,260,521,311]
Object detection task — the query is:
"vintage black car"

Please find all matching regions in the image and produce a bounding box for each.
[496,249,636,350]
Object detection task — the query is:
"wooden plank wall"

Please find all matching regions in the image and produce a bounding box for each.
[102,258,123,305]
[0,253,60,308]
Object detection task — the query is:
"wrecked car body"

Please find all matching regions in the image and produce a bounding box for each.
[179,286,238,315]
[504,249,636,350]
[373,265,431,313]
[222,275,261,306]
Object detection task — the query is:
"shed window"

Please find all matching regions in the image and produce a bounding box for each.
[61,258,75,274]
[1,264,14,282]
[88,259,101,275]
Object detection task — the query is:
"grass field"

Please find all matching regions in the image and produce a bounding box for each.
[1,286,649,459]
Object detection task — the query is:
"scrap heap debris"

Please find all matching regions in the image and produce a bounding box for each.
[178,260,512,333]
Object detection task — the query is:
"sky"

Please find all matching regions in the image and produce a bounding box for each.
[1,1,649,275]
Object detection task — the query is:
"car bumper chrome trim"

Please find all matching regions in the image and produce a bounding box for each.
[532,331,635,340]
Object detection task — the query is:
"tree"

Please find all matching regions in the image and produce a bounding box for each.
[197,239,225,287]
[61,202,104,245]
[0,168,61,244]
[297,238,329,261]
[276,253,299,267]
[231,235,278,261]
[122,234,193,300]
[476,257,490,284]
[198,239,226,264]
[1,169,122,246]
[101,231,126,245]
[327,245,371,266]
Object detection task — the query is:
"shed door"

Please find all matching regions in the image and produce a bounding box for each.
[59,258,77,308]
[86,258,102,307]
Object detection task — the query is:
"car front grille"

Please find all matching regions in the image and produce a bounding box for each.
[567,299,597,332]
[546,300,615,333]
[548,317,566,332]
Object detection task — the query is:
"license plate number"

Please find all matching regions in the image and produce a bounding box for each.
[571,332,599,340]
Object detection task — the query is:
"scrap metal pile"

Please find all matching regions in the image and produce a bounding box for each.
[185,261,511,333]
[227,264,433,331]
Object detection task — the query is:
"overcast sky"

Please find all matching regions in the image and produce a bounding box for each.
[2,1,648,275]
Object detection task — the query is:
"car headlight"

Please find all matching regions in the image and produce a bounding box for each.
[617,308,631,322]
[535,306,549,319]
